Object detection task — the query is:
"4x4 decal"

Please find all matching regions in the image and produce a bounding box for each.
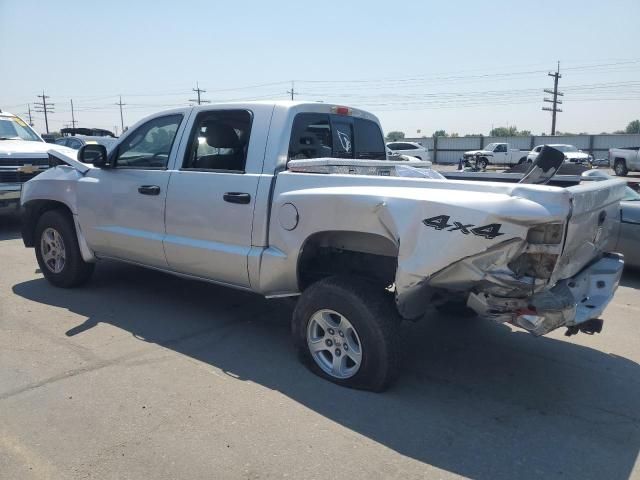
[422,215,504,240]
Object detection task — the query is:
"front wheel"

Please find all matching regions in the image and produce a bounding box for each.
[614,159,628,177]
[35,209,94,288]
[292,276,401,391]
[478,158,488,169]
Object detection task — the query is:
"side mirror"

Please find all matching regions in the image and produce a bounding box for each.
[78,144,109,167]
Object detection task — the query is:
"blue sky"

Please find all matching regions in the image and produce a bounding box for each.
[1,0,639,136]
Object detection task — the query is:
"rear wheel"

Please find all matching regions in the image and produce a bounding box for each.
[292,276,401,391]
[35,210,94,288]
[614,159,628,176]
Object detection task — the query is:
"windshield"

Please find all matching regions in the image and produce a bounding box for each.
[553,145,578,153]
[0,116,42,142]
[623,186,640,201]
[484,143,499,151]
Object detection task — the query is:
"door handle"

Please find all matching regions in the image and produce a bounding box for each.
[223,192,251,204]
[138,185,161,195]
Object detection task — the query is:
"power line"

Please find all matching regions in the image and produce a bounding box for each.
[34,91,54,134]
[542,61,563,135]
[189,82,210,105]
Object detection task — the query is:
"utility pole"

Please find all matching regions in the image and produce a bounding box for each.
[70,99,77,129]
[189,82,210,105]
[24,104,34,126]
[542,61,563,135]
[115,95,126,132]
[287,81,296,100]
[34,91,55,134]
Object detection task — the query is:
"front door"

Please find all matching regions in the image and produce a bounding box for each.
[163,109,261,287]
[492,144,508,165]
[77,113,186,268]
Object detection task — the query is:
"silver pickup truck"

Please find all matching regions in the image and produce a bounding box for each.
[609,146,640,176]
[20,101,625,391]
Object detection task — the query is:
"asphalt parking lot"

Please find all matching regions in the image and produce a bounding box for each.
[1,217,639,480]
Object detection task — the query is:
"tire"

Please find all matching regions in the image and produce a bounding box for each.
[614,159,628,177]
[292,276,401,392]
[35,209,94,288]
[518,157,527,165]
[478,158,488,169]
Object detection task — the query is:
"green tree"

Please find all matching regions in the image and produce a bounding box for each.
[490,126,518,136]
[625,120,640,134]
[385,131,405,141]
[432,129,447,137]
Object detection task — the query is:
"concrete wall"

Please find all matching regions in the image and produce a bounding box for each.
[401,134,640,164]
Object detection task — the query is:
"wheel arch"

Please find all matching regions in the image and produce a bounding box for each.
[22,199,96,262]
[296,230,399,291]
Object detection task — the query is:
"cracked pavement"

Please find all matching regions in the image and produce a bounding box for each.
[1,218,639,480]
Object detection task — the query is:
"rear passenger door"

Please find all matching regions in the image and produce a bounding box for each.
[163,109,260,287]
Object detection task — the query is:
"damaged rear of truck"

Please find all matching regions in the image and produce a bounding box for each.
[268,161,625,344]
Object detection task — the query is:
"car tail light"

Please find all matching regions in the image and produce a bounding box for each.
[508,253,559,279]
[526,223,564,245]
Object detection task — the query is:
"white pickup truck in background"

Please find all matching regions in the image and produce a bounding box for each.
[0,110,76,215]
[20,101,625,391]
[609,146,640,176]
[463,142,529,168]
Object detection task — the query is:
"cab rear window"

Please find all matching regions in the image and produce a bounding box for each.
[289,113,386,160]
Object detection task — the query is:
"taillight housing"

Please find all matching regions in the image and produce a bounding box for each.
[508,253,559,279]
[526,223,564,245]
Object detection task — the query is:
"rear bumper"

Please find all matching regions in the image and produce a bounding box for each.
[0,184,21,215]
[467,253,624,336]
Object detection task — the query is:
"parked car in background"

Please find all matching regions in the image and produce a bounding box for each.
[55,135,118,152]
[528,144,592,166]
[609,147,640,176]
[463,143,528,169]
[0,110,75,215]
[582,169,640,268]
[386,141,430,161]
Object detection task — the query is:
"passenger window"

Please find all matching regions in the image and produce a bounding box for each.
[116,114,183,169]
[495,144,507,152]
[182,110,252,172]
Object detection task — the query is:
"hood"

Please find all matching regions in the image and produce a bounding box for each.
[47,148,91,174]
[0,139,77,159]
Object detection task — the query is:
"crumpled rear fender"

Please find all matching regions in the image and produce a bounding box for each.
[263,173,570,314]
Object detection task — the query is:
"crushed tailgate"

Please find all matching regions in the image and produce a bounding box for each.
[551,178,626,283]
